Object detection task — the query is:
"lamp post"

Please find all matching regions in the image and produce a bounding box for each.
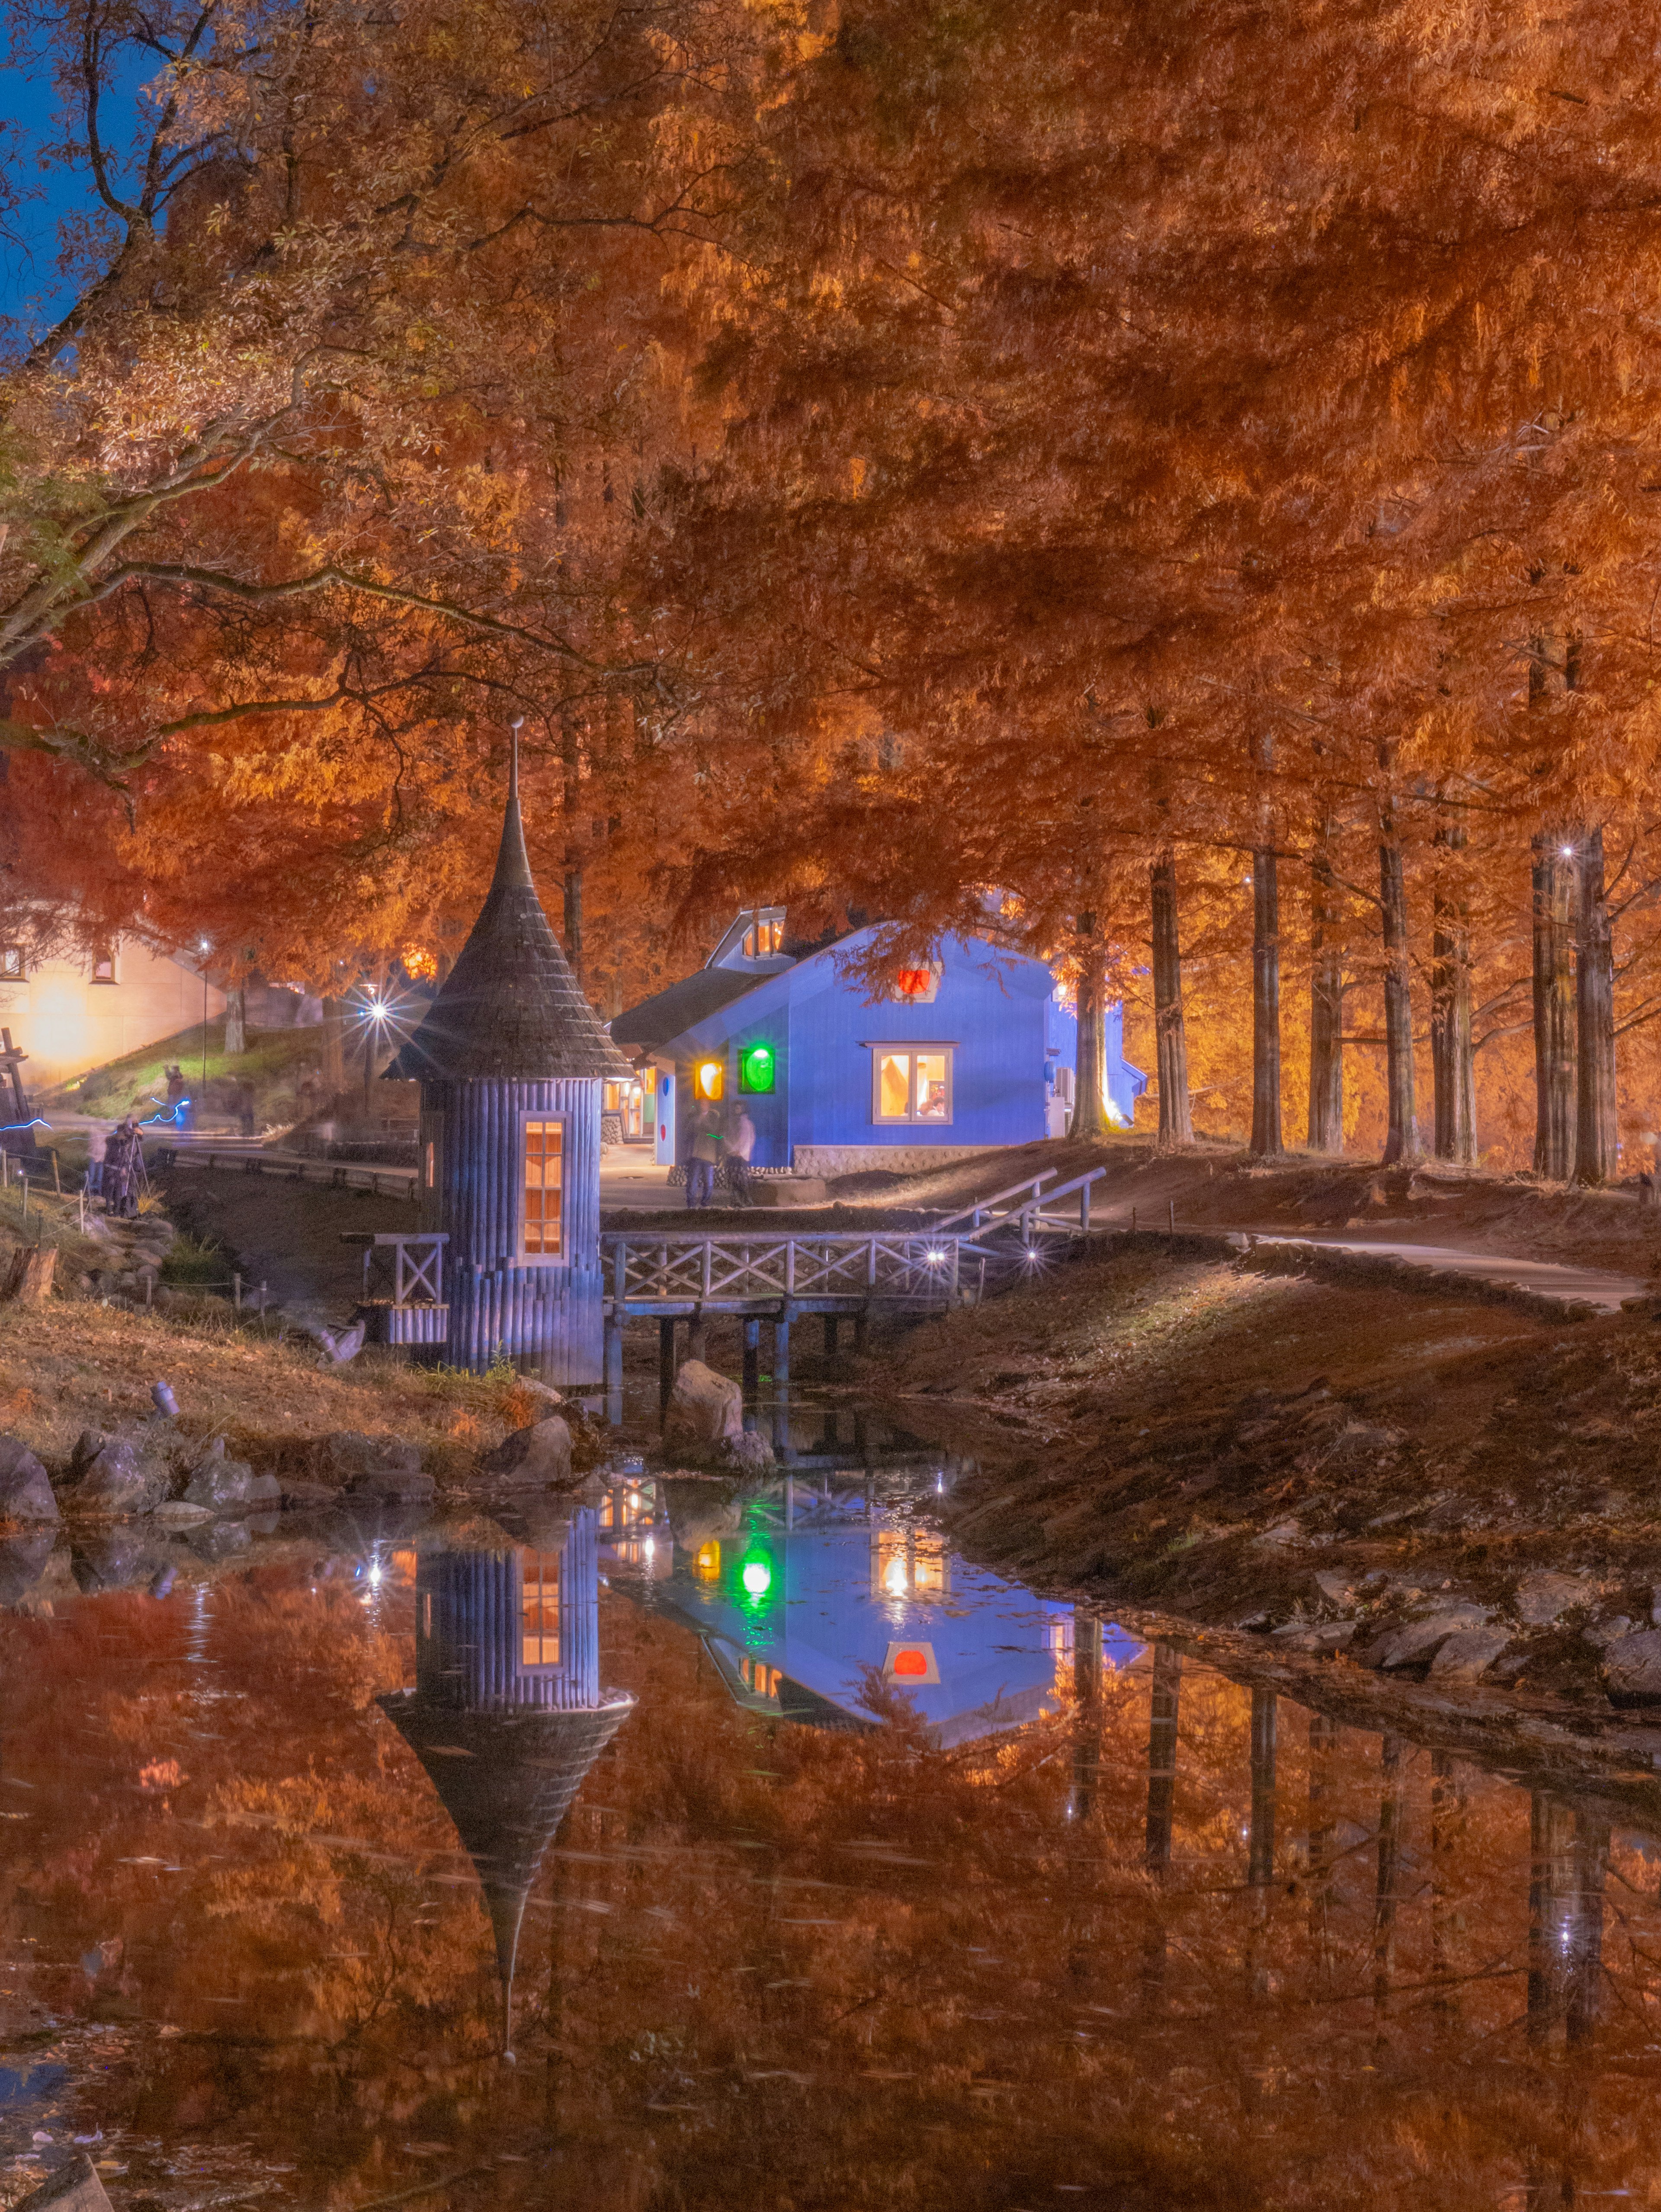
[363,994,388,1109]
[199,939,211,1119]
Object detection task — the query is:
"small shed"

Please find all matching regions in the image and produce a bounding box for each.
[385,755,630,1382]
[612,909,1144,1178]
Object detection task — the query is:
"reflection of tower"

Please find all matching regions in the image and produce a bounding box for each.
[378,1518,633,2052]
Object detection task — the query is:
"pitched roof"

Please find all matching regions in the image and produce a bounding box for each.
[378,1689,634,2052]
[386,755,629,1083]
[610,966,762,1053]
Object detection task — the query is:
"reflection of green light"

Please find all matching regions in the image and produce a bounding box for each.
[740,1041,775,1093]
[741,1556,772,1598]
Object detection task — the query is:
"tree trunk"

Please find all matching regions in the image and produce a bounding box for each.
[1379,793,1420,1166]
[1150,856,1193,1148]
[321,997,346,1096]
[1532,834,1577,1178]
[1574,826,1617,1185]
[1250,849,1283,1157]
[561,709,584,977]
[224,984,246,1058]
[1307,814,1344,1151]
[1070,917,1109,1138]
[1430,824,1475,1164]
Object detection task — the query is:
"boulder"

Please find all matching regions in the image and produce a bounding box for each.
[71,1530,159,1593]
[1604,1629,1661,1704]
[1425,1627,1515,1682]
[62,1436,169,1517]
[316,1431,430,1499]
[12,2154,114,2212]
[480,1416,574,1488]
[181,1440,280,1515]
[1515,1571,1595,1627]
[1360,1606,1490,1671]
[663,1360,743,1451]
[721,1429,776,1476]
[0,1438,58,1524]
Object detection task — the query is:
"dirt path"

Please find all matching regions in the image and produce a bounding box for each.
[1243,1230,1648,1310]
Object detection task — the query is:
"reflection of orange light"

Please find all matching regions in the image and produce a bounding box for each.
[389,1549,418,1587]
[891,1648,928,1678]
[696,1541,721,1580]
[883,1558,908,1596]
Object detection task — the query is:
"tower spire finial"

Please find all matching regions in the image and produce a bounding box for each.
[509,716,523,806]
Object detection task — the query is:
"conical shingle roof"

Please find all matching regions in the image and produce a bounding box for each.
[386,751,629,1082]
[378,1689,635,2052]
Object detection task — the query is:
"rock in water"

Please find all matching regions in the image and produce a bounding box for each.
[663,1360,743,1450]
[12,2155,115,2212]
[0,1437,58,1523]
[182,1440,280,1514]
[721,1430,776,1475]
[316,1430,433,1501]
[480,1415,574,1488]
[62,1437,169,1517]
[1604,1629,1661,1704]
[1360,1607,1491,1671]
[0,1529,55,1606]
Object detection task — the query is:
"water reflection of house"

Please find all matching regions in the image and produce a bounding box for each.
[377,1515,633,2049]
[602,1478,1141,1748]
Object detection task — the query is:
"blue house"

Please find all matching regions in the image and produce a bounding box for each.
[600,1475,1144,1747]
[611,906,1145,1177]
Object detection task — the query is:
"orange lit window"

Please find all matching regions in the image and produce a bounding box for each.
[694,1059,725,1102]
[521,1552,561,1666]
[872,1047,952,1124]
[742,914,784,959]
[523,1119,564,1258]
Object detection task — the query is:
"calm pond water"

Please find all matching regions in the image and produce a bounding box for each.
[3,1419,1661,2212]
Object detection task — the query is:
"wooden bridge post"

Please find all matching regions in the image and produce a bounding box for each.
[603,1314,623,1423]
[742,1318,760,1406]
[823,1315,839,1358]
[659,1317,677,1412]
[774,1303,793,1390]
[853,1306,869,1353]
[689,1310,709,1364]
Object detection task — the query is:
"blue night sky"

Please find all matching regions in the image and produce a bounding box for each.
[0,44,151,333]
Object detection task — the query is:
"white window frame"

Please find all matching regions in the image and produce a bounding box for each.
[89,944,119,986]
[869,1043,955,1125]
[518,1110,568,1265]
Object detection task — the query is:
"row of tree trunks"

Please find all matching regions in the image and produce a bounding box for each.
[1120,816,1616,1176]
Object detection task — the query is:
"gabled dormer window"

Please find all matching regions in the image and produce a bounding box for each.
[741,911,785,959]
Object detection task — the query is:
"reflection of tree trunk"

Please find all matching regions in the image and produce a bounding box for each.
[1151,856,1193,1148]
[1528,1793,1576,2047]
[1071,916,1109,1138]
[224,984,246,1058]
[1308,815,1344,1152]
[1247,1687,1276,1996]
[1566,1813,1608,2050]
[1532,837,1577,1179]
[1306,1713,1339,1982]
[1069,1612,1103,1823]
[1140,1643,1181,2004]
[1251,851,1283,1157]
[1574,827,1617,1186]
[1373,1735,1404,2013]
[1430,823,1475,1164]
[1430,1751,1465,2029]
[1378,770,1419,1165]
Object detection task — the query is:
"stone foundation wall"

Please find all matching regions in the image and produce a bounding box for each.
[791,1142,998,1177]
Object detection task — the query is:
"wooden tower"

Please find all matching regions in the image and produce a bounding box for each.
[385,748,629,1383]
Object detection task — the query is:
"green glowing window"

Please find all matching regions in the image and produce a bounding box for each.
[738,1041,776,1094]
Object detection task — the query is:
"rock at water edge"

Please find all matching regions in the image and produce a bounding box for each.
[664,1360,743,1450]
[480,1416,574,1488]
[0,1437,58,1523]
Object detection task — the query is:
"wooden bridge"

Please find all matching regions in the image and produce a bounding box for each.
[600,1170,1109,1403]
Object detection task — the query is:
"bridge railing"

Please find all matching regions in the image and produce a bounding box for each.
[601,1230,999,1305]
[930,1167,1059,1233]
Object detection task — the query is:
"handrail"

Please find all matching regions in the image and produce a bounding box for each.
[930,1167,1060,1233]
[998,1165,1108,1234]
[154,1144,418,1200]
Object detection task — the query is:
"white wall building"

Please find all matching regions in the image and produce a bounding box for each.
[0,935,226,1094]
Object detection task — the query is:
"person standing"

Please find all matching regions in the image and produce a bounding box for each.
[105,1119,140,1218]
[84,1122,107,1207]
[686,1109,722,1210]
[237,1078,257,1139]
[726,1102,757,1206]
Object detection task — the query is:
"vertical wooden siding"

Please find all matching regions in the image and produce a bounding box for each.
[426,1077,603,1382]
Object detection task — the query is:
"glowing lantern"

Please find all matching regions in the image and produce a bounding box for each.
[695,1058,725,1101]
[883,1641,940,1684]
[739,1041,776,1093]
